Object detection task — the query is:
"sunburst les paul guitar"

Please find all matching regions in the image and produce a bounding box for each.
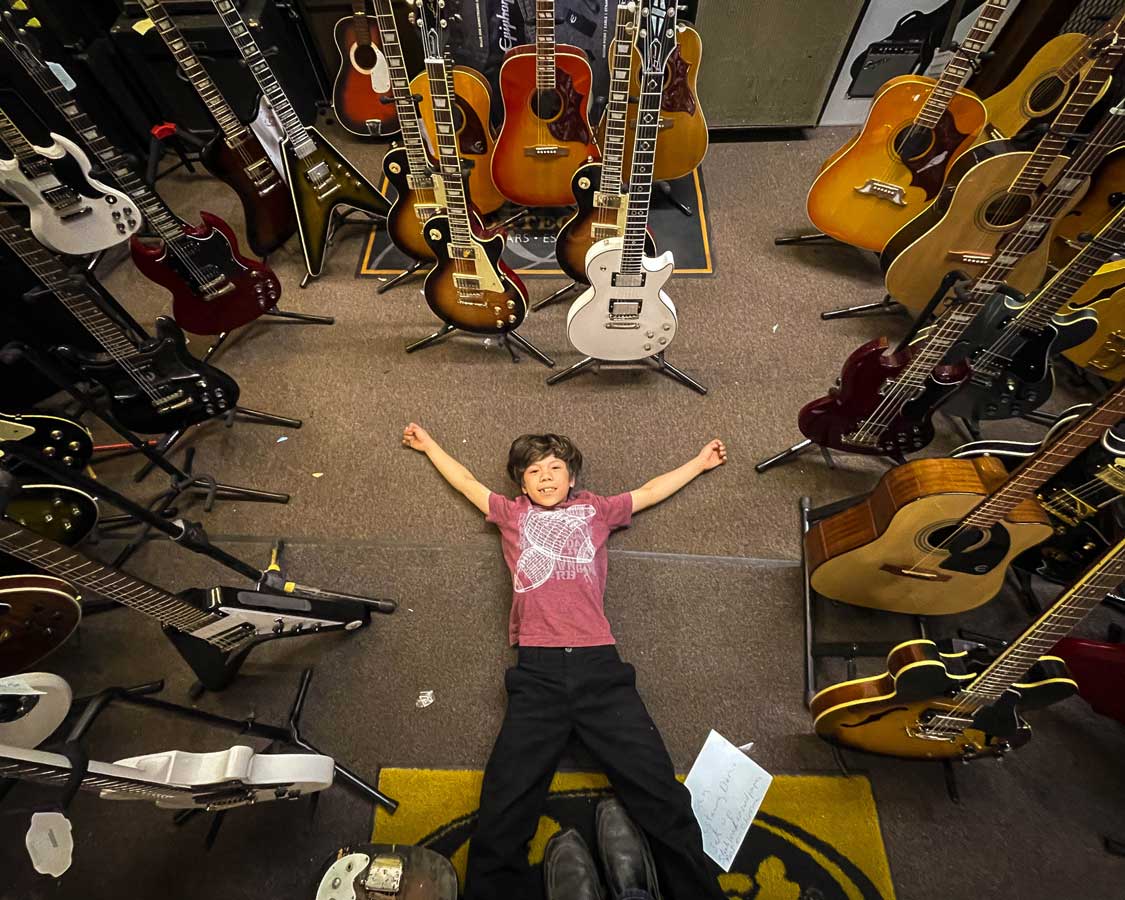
[805,0,1007,252]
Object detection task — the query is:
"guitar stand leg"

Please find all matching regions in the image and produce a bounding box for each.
[231,406,303,429]
[820,294,904,321]
[942,759,962,805]
[775,231,838,246]
[531,281,580,312]
[376,259,429,294]
[406,323,456,353]
[1006,567,1041,616]
[204,331,230,362]
[650,352,707,393]
[503,331,555,368]
[264,307,335,325]
[830,744,851,777]
[1104,836,1125,856]
[546,355,596,385]
[494,208,531,230]
[1020,408,1060,428]
[655,180,693,217]
[134,428,187,483]
[755,438,813,473]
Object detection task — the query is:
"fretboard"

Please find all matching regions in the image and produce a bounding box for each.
[210,0,313,156]
[138,0,247,142]
[352,0,373,46]
[371,0,430,178]
[535,0,557,91]
[964,380,1125,528]
[425,53,471,246]
[965,533,1125,703]
[619,56,665,274]
[598,2,637,196]
[0,108,36,159]
[0,747,194,802]
[915,0,1010,128]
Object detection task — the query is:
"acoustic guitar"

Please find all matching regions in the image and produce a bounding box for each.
[805,382,1125,615]
[332,0,398,138]
[491,0,599,208]
[810,533,1125,760]
[805,0,1006,251]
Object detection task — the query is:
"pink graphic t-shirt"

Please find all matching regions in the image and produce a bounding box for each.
[487,490,633,647]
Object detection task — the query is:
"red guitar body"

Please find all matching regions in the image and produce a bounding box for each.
[130,211,281,336]
[1052,637,1125,725]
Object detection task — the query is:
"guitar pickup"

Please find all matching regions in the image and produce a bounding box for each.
[406,173,435,192]
[609,298,642,318]
[413,204,444,222]
[524,146,570,158]
[244,160,279,191]
[305,161,339,200]
[58,205,93,221]
[453,274,483,300]
[611,272,645,288]
[947,250,992,265]
[592,224,620,240]
[853,180,906,207]
[594,192,623,210]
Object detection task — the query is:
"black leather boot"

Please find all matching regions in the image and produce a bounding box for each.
[595,798,661,900]
[544,828,605,900]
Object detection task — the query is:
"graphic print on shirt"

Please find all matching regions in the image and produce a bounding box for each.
[514,504,596,593]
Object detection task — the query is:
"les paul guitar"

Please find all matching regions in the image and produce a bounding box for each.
[332,0,397,137]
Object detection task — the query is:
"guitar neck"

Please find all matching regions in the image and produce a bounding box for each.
[535,0,557,90]
[598,2,637,196]
[352,0,373,46]
[965,381,1125,527]
[210,0,314,156]
[370,0,429,175]
[915,0,1010,127]
[619,63,665,273]
[1057,10,1125,83]
[425,53,472,246]
[967,533,1125,703]
[138,0,247,142]
[0,746,196,802]
[0,107,37,158]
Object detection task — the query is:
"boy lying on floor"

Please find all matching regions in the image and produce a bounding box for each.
[403,424,728,900]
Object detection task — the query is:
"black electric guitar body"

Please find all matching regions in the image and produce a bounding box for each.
[0,411,93,471]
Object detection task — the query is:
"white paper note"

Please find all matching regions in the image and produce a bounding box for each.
[684,730,773,872]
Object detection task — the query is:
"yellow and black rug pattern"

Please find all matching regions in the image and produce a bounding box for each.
[373,769,896,900]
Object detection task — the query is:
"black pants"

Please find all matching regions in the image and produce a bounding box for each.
[463,646,725,900]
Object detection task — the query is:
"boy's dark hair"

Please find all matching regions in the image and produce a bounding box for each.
[507,434,583,485]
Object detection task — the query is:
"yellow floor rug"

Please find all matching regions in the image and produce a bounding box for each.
[373,769,895,900]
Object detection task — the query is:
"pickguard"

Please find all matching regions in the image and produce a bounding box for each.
[547,69,592,145]
[455,97,489,157]
[905,111,970,201]
[937,523,1011,575]
[840,706,910,729]
[662,48,695,115]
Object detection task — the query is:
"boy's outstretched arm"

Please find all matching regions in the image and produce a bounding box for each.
[403,422,492,515]
[630,439,727,513]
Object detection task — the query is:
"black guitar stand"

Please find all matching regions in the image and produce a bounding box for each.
[774,231,841,247]
[203,304,337,364]
[821,293,906,321]
[144,122,205,184]
[546,351,706,394]
[654,179,693,217]
[406,323,555,367]
[377,259,431,294]
[300,207,386,289]
[532,281,582,312]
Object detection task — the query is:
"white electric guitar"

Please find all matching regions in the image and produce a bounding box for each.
[0,107,139,255]
[565,0,679,362]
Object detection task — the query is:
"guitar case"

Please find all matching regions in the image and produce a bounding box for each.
[314,844,458,900]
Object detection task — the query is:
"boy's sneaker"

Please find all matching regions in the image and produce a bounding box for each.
[544,828,605,900]
[595,798,661,900]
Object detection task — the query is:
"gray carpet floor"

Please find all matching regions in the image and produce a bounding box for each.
[2,125,1125,900]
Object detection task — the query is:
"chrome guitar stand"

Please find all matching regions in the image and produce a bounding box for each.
[546,351,707,394]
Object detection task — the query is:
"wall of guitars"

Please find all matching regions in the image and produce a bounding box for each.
[767,0,1125,763]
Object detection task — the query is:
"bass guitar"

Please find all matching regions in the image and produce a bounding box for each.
[0,106,138,255]
[556,1,655,284]
[0,18,282,336]
[211,0,390,278]
[809,533,1125,760]
[0,575,81,677]
[805,0,1005,251]
[805,381,1125,615]
[137,0,297,259]
[491,0,599,208]
[880,21,1123,315]
[565,0,678,362]
[0,207,239,435]
[415,2,528,336]
[332,0,397,137]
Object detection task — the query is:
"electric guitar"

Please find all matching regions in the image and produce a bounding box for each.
[0,516,380,691]
[1051,144,1125,268]
[809,533,1125,760]
[137,0,297,259]
[0,575,81,676]
[0,742,334,809]
[332,0,397,137]
[556,1,656,284]
[317,844,459,900]
[1053,637,1125,726]
[491,0,600,208]
[0,106,139,255]
[880,22,1124,315]
[1060,257,1125,378]
[0,672,71,748]
[565,0,678,362]
[0,411,92,471]
[805,382,1125,615]
[0,207,239,435]
[0,17,282,336]
[415,2,528,335]
[211,0,390,278]
[799,94,1125,459]
[805,0,1005,251]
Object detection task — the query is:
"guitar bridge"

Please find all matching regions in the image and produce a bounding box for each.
[947,250,992,265]
[1089,331,1125,371]
[305,162,339,200]
[524,146,571,158]
[244,159,279,192]
[200,278,236,301]
[413,204,444,223]
[841,431,879,448]
[853,179,906,207]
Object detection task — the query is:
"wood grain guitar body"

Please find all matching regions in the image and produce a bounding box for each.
[382,146,439,262]
[810,638,1074,759]
[491,46,599,208]
[806,77,987,252]
[1060,257,1125,378]
[332,15,398,137]
[984,32,1092,139]
[805,456,1053,615]
[414,66,505,215]
[881,142,1078,314]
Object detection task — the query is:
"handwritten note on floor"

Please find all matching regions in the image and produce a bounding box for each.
[684,729,773,871]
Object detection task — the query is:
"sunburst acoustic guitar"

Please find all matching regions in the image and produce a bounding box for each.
[332,0,398,137]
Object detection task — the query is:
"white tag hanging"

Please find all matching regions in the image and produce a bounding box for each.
[25,811,74,877]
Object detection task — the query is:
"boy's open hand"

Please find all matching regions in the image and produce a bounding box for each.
[697,439,728,471]
[403,422,434,452]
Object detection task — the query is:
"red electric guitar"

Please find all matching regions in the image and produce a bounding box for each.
[1052,637,1125,725]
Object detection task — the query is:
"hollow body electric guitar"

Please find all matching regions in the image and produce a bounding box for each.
[806,0,1007,251]
[491,0,600,208]
[0,574,81,676]
[332,0,397,137]
[565,0,678,361]
[1061,258,1125,378]
[0,107,139,255]
[212,0,389,278]
[0,411,93,472]
[415,3,528,335]
[138,0,296,258]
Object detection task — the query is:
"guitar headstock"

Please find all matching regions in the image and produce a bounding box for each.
[410,0,455,60]
[638,1,679,75]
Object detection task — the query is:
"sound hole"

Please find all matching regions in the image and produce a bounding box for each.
[983,192,1033,228]
[892,126,935,162]
[532,88,563,121]
[925,524,985,552]
[353,44,379,71]
[1027,76,1065,115]
[452,102,465,132]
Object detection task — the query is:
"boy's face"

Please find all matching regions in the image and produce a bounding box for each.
[520,454,575,508]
